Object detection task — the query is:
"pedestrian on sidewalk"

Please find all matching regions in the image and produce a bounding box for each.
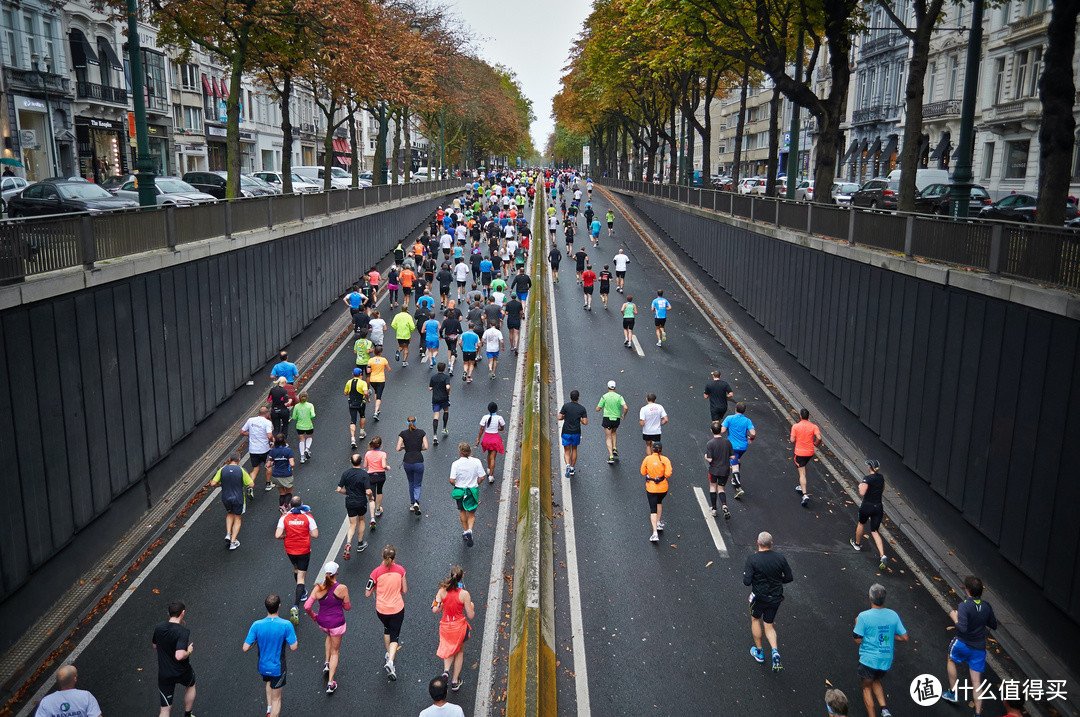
[744,531,793,672]
[432,566,475,694]
[303,562,350,694]
[152,601,196,717]
[558,390,588,477]
[449,443,484,547]
[853,584,908,717]
[242,594,298,717]
[268,377,293,439]
[620,295,638,348]
[241,406,275,493]
[290,392,315,464]
[941,576,998,715]
[337,454,373,559]
[366,545,407,681]
[596,380,628,464]
[638,393,668,454]
[266,433,296,513]
[210,454,253,550]
[368,346,390,420]
[476,402,506,484]
[397,417,429,515]
[790,408,822,507]
[721,402,755,498]
[704,370,734,423]
[364,437,389,530]
[641,441,672,543]
[34,665,101,717]
[275,496,319,624]
[650,290,671,346]
[850,460,888,570]
[344,369,372,448]
[704,421,735,519]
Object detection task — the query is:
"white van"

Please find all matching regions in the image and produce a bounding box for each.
[293,165,354,189]
[886,168,950,191]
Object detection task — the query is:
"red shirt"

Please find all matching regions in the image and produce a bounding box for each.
[790,420,820,457]
[582,270,596,287]
[278,512,317,555]
[368,270,380,286]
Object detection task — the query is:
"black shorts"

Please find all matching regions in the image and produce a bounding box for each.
[440,285,450,295]
[583,286,594,295]
[506,319,521,330]
[858,663,889,681]
[599,284,610,295]
[710,407,728,422]
[371,381,385,399]
[378,609,405,642]
[346,501,368,518]
[296,426,313,436]
[349,405,366,423]
[647,491,667,513]
[249,452,269,468]
[222,497,245,515]
[858,503,884,531]
[622,318,635,330]
[158,670,196,706]
[607,221,614,228]
[397,338,410,348]
[369,475,386,495]
[463,351,477,362]
[402,286,413,296]
[481,272,492,285]
[615,271,626,279]
[750,599,781,624]
[601,417,621,431]
[794,454,812,467]
[262,672,287,689]
[654,318,667,327]
[708,471,729,487]
[287,552,311,572]
[642,433,661,442]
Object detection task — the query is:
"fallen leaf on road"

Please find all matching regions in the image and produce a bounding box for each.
[705,561,713,568]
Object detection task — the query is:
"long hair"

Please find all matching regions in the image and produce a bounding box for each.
[406,416,417,432]
[322,571,337,592]
[439,565,465,591]
[382,544,396,567]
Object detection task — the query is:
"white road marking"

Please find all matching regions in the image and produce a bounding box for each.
[630,334,645,357]
[316,515,353,579]
[692,487,729,557]
[547,211,593,716]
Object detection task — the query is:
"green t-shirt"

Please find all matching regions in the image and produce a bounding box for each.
[606,210,615,222]
[291,401,316,431]
[622,302,636,319]
[491,278,507,292]
[597,391,627,420]
[354,338,373,366]
[391,312,416,339]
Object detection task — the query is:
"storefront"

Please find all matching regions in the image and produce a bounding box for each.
[206,125,226,170]
[178,143,207,174]
[13,96,55,181]
[76,116,127,183]
[239,130,256,172]
[145,123,172,176]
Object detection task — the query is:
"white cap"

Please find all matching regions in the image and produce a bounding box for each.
[607,380,616,389]
[323,561,339,576]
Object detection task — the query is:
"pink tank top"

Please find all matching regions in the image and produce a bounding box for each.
[441,588,465,622]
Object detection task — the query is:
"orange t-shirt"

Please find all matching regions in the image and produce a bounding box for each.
[413,242,424,257]
[370,563,406,614]
[790,420,820,456]
[640,454,672,493]
[400,269,415,288]
[363,449,388,473]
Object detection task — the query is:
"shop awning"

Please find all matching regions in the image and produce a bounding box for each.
[202,74,216,99]
[68,29,99,69]
[860,138,869,155]
[332,138,351,155]
[338,154,352,167]
[841,141,857,164]
[929,131,950,162]
[96,37,123,70]
[217,78,229,101]
[868,136,882,158]
[882,135,899,159]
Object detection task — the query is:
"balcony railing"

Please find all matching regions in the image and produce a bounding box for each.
[1010,10,1049,32]
[76,81,128,104]
[861,33,901,56]
[923,99,962,119]
[852,104,894,124]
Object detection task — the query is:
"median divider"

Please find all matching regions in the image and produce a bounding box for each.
[506,195,557,716]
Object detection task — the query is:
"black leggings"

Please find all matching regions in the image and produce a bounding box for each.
[647,491,667,514]
[378,609,404,643]
[370,476,385,495]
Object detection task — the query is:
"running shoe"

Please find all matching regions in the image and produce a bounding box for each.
[734,488,745,499]
[880,710,891,717]
[350,440,357,449]
[489,372,495,379]
[357,540,368,552]
[358,430,367,439]
[395,350,400,361]
[289,606,299,625]
[450,678,463,692]
[723,506,732,519]
[801,494,810,507]
[565,465,572,478]
[649,531,659,543]
[323,661,330,675]
[467,376,472,383]
[433,437,440,447]
[879,556,887,571]
[279,504,289,515]
[299,454,306,464]
[443,427,449,435]
[656,340,662,347]
[326,681,337,694]
[265,482,273,492]
[300,589,307,602]
[612,448,618,457]
[385,661,397,680]
[343,543,351,561]
[304,451,311,461]
[441,671,450,682]
[369,519,376,530]
[462,531,469,544]
[225,533,232,543]
[940,690,957,703]
[448,369,454,376]
[465,531,474,547]
[749,646,764,663]
[373,411,380,421]
[463,373,468,382]
[710,507,717,517]
[412,502,420,514]
[230,540,240,550]
[772,652,783,672]
[656,520,665,531]
[402,361,408,367]
[607,455,615,465]
[849,538,861,551]
[375,507,384,517]
[795,484,803,493]
[488,473,495,484]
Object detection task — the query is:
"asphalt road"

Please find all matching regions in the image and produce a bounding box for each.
[30,248,524,715]
[547,188,995,716]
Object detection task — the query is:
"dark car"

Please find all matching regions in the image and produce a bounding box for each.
[850,177,899,210]
[5,178,139,217]
[913,183,993,215]
[182,171,275,199]
[978,193,1080,223]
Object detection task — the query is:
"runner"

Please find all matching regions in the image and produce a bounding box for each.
[210,454,253,550]
[720,402,755,498]
[343,284,364,319]
[397,417,429,515]
[242,594,298,717]
[393,240,406,267]
[460,322,481,384]
[548,244,562,284]
[564,217,576,256]
[432,566,476,693]
[449,442,485,546]
[597,264,613,309]
[303,562,350,694]
[651,290,671,346]
[242,406,275,492]
[843,460,888,569]
[640,441,672,543]
[391,307,416,366]
[369,310,386,348]
[638,393,668,454]
[440,309,462,377]
[453,260,470,303]
[606,208,616,237]
[790,408,822,507]
[510,266,532,302]
[704,421,735,518]
[399,264,416,310]
[276,496,318,624]
[612,249,629,293]
[620,295,638,348]
[704,369,734,423]
[290,391,315,464]
[152,601,196,717]
[266,433,296,513]
[364,437,389,530]
[940,576,998,715]
[476,402,505,484]
[548,213,559,244]
[590,216,602,248]
[366,265,380,305]
[268,377,293,439]
[336,453,373,558]
[853,584,908,717]
[479,255,494,295]
[482,323,504,380]
[366,545,407,681]
[743,531,793,672]
[581,263,596,310]
[505,293,524,353]
[34,666,101,717]
[558,390,588,477]
[429,362,451,444]
[270,350,298,384]
[367,346,390,420]
[423,312,441,369]
[437,263,453,310]
[596,380,629,464]
[344,368,372,447]
[574,247,589,284]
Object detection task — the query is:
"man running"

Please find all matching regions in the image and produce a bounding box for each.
[482,323,504,379]
[941,576,998,715]
[704,370,734,423]
[276,496,318,624]
[606,208,616,237]
[596,380,628,464]
[850,459,887,570]
[721,402,755,498]
[548,213,559,244]
[423,312,441,369]
[548,244,562,284]
[153,601,196,717]
[564,218,576,256]
[597,264,613,309]
[854,584,908,717]
[505,294,524,353]
[790,408,822,507]
[510,267,532,303]
[558,390,588,477]
[367,346,390,420]
[270,350,298,384]
[242,594,298,717]
[210,454,253,550]
[638,393,668,454]
[460,322,481,383]
[573,247,588,285]
[650,290,671,346]
[429,362,451,444]
[744,531,793,672]
[390,306,416,367]
[440,309,462,377]
[612,249,629,293]
[589,216,602,248]
[581,263,596,310]
[241,406,275,493]
[337,453,373,556]
[344,368,372,448]
[704,421,735,518]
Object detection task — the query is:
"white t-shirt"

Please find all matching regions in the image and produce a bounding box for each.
[574,189,582,200]
[419,702,466,717]
[491,290,506,305]
[454,263,470,282]
[369,318,386,342]
[440,233,453,249]
[450,456,485,488]
[35,689,102,717]
[548,216,559,230]
[506,240,518,256]
[243,416,274,453]
[482,327,503,352]
[639,403,668,435]
[455,225,467,242]
[613,254,630,272]
[503,224,516,239]
[480,413,505,434]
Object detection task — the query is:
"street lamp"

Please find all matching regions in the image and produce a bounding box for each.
[948,0,984,219]
[30,53,61,177]
[124,0,156,206]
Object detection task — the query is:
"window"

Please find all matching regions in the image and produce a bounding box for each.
[956,3,965,28]
[1072,133,1080,180]
[184,106,202,132]
[247,90,254,121]
[993,57,1007,104]
[926,62,937,102]
[179,63,198,90]
[3,10,19,68]
[97,38,113,87]
[42,18,55,69]
[1004,139,1029,178]
[141,49,168,112]
[24,15,37,62]
[173,103,183,127]
[948,56,959,100]
[882,67,891,107]
[983,142,995,178]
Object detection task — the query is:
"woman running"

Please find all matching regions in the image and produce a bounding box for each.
[620,295,638,348]
[266,433,295,513]
[640,441,672,543]
[369,309,386,347]
[304,561,351,693]
[396,417,428,515]
[432,565,476,693]
[475,402,505,485]
[290,391,315,464]
[268,376,293,438]
[449,443,485,547]
[366,545,407,681]
[364,437,388,530]
[387,267,401,308]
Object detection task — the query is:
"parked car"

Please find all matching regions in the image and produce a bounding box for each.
[113,176,217,206]
[251,171,321,194]
[712,176,733,191]
[99,174,130,193]
[794,180,814,201]
[182,171,276,198]
[850,177,900,210]
[6,177,139,217]
[886,168,950,192]
[914,183,992,215]
[1,175,29,215]
[737,178,761,195]
[293,165,358,189]
[832,182,860,206]
[978,193,1080,223]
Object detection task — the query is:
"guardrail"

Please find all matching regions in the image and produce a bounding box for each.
[0,179,462,284]
[599,178,1080,292]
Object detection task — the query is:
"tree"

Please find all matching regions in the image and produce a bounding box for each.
[1036,0,1080,225]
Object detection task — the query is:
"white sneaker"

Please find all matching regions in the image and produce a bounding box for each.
[656,340,662,347]
[657,520,665,531]
[229,540,240,550]
[649,531,659,543]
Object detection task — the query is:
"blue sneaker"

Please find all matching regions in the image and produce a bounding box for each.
[940,690,957,703]
[771,651,783,672]
[750,647,764,663]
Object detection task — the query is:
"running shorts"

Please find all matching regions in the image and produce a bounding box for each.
[345,501,368,518]
[599,284,610,295]
[439,285,450,295]
[378,609,405,642]
[584,286,593,295]
[794,454,812,467]
[642,433,661,442]
[948,637,987,672]
[426,339,439,350]
[432,402,450,413]
[506,319,521,330]
[731,448,747,464]
[462,351,477,362]
[349,405,366,423]
[710,407,728,422]
[158,670,196,706]
[858,502,884,532]
[708,471,729,487]
[654,317,667,327]
[371,381,385,399]
[622,318,635,330]
[646,491,667,513]
[261,672,287,689]
[601,417,621,430]
[369,475,386,495]
[249,452,269,468]
[487,351,499,359]
[397,338,410,348]
[857,663,889,681]
[616,271,626,279]
[222,497,245,516]
[750,599,781,624]
[287,552,311,572]
[445,339,458,355]
[561,433,581,447]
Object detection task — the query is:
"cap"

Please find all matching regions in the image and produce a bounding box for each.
[865,459,881,470]
[607,380,616,389]
[353,368,362,376]
[323,561,339,576]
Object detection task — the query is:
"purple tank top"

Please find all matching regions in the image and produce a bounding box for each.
[317,586,346,629]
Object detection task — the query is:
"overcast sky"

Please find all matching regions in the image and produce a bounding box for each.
[447,0,591,152]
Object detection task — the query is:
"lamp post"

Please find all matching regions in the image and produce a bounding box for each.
[785,30,805,200]
[125,0,156,206]
[30,53,60,177]
[948,0,984,219]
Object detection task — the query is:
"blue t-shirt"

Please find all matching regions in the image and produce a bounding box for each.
[347,291,363,309]
[424,318,440,341]
[245,616,297,677]
[651,297,671,319]
[270,361,298,384]
[268,446,294,477]
[721,414,756,451]
[443,216,453,230]
[417,295,435,311]
[480,260,493,274]
[454,245,464,259]
[590,220,601,236]
[854,608,906,671]
[460,331,480,353]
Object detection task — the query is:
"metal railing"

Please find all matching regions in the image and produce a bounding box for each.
[598,178,1080,292]
[75,80,128,104]
[0,179,462,284]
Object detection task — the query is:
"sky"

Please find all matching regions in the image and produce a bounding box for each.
[445,0,592,153]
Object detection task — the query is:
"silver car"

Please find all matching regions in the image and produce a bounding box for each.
[833,182,860,206]
[113,176,217,206]
[1,175,29,215]
[252,171,321,194]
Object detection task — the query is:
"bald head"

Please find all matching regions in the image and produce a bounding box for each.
[56,665,78,689]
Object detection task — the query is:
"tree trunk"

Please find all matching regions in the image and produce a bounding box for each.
[321,105,336,192]
[279,73,293,194]
[349,106,359,187]
[766,88,782,195]
[896,10,941,211]
[701,94,713,181]
[403,107,412,183]
[391,108,401,184]
[373,104,388,186]
[226,60,245,198]
[810,4,853,204]
[732,64,750,188]
[668,103,678,184]
[1036,0,1080,225]
[646,125,659,182]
